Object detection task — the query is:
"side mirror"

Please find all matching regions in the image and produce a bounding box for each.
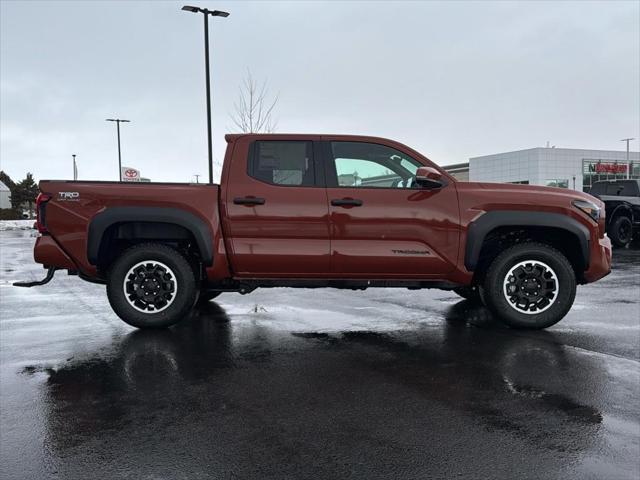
[415,166,445,189]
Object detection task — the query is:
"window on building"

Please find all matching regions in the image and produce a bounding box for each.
[545,179,569,189]
[249,141,315,186]
[330,142,423,188]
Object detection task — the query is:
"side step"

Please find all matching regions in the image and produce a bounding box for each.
[13,267,57,287]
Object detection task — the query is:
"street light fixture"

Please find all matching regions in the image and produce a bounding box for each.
[620,138,635,180]
[106,118,131,181]
[182,5,229,184]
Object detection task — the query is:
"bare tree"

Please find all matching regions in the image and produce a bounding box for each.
[230,70,278,133]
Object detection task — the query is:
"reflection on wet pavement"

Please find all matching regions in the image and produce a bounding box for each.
[1,231,639,479]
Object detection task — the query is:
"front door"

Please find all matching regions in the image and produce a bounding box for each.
[223,136,331,276]
[323,138,460,277]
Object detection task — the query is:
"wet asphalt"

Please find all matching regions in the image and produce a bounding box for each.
[0,230,639,480]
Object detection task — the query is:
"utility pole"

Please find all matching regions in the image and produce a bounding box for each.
[182,5,230,184]
[106,118,131,181]
[72,154,77,181]
[620,138,635,180]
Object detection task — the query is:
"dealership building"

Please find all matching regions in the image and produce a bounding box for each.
[444,147,640,192]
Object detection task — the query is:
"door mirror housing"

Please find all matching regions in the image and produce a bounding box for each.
[415,166,445,189]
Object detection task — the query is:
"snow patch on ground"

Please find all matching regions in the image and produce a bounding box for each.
[0,220,35,231]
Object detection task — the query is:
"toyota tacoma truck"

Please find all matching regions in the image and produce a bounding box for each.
[589,179,640,247]
[16,134,612,330]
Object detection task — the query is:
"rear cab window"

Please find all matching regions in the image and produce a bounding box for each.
[248,141,316,186]
[593,181,640,196]
[608,181,640,196]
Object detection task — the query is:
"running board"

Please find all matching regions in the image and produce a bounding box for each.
[13,267,57,287]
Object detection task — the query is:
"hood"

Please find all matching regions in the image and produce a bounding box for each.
[455,181,603,211]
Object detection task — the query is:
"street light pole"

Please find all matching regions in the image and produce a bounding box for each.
[621,138,635,180]
[106,118,131,181]
[203,12,213,184]
[182,5,229,184]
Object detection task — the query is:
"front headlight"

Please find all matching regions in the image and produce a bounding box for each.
[573,199,600,222]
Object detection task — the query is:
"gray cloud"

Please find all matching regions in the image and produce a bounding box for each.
[1,0,638,183]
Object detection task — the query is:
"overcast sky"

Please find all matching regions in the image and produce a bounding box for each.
[1,0,639,183]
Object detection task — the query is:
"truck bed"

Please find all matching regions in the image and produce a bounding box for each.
[38,180,222,279]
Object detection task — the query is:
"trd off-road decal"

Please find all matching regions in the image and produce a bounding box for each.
[58,192,80,201]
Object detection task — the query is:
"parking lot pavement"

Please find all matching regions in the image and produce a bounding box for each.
[1,230,639,480]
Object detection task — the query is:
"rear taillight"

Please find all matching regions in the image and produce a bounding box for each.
[35,193,52,234]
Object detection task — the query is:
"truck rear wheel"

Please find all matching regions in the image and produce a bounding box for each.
[481,243,576,329]
[608,215,633,248]
[107,243,197,329]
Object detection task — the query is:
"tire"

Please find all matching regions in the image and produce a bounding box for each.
[452,286,482,303]
[480,242,576,330]
[608,215,633,248]
[107,243,197,329]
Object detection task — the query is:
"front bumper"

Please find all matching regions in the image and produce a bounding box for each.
[583,235,612,283]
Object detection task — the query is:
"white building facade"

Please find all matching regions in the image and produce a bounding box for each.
[469,147,640,192]
[0,181,11,209]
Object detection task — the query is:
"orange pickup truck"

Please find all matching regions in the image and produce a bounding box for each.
[17,134,611,329]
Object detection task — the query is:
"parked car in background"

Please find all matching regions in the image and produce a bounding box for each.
[16,134,611,330]
[589,179,640,247]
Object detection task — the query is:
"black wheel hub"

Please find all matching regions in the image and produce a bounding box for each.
[125,262,176,312]
[504,261,558,314]
[619,222,631,242]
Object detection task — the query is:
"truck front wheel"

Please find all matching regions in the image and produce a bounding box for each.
[608,215,633,248]
[107,243,197,329]
[481,243,576,329]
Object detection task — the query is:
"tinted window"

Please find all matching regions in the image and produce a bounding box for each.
[330,142,423,188]
[592,181,640,196]
[606,181,640,196]
[606,183,623,195]
[589,183,605,195]
[249,141,314,186]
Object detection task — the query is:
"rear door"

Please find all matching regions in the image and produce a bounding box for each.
[222,135,330,276]
[322,138,460,277]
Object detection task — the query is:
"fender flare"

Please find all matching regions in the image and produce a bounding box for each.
[87,207,213,266]
[464,210,591,271]
[608,202,634,225]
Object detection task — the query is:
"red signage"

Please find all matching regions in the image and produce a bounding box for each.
[591,163,627,174]
[124,169,138,178]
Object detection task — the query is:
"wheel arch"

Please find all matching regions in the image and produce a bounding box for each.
[87,207,214,268]
[465,211,590,274]
[608,202,634,224]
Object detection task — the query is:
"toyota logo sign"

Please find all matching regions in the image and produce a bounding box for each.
[124,169,138,178]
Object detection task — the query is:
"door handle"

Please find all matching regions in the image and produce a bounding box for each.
[331,198,363,207]
[233,196,266,206]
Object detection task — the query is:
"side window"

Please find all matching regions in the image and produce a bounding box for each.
[249,141,314,186]
[330,142,423,188]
